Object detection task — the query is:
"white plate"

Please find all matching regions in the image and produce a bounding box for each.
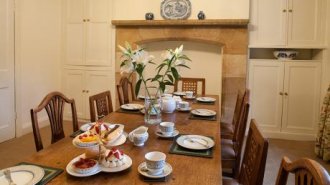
[176,135,215,150]
[100,155,132,172]
[0,165,45,185]
[120,104,144,110]
[191,109,216,117]
[105,133,127,147]
[80,122,114,132]
[66,153,132,177]
[155,130,179,138]
[196,97,216,103]
[138,162,172,178]
[66,154,101,177]
[173,92,186,96]
[72,132,127,149]
[183,96,196,100]
[176,107,191,112]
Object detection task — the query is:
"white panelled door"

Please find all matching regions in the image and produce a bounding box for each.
[0,0,15,142]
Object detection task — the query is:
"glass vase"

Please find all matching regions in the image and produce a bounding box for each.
[144,87,162,125]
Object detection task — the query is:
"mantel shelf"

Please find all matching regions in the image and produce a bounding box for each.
[111,19,249,27]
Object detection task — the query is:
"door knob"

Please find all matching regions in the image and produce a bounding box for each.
[283,9,287,12]
[288,9,293,12]
[284,92,288,96]
[86,90,89,93]
[279,92,284,95]
[82,90,86,93]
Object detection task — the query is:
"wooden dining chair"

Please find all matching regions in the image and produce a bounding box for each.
[30,91,78,152]
[275,156,330,185]
[221,90,247,140]
[223,119,269,185]
[221,100,250,177]
[116,76,135,106]
[89,90,113,122]
[174,77,205,95]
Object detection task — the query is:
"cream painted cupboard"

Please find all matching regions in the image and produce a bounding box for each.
[63,68,112,120]
[249,0,325,47]
[64,0,111,66]
[62,0,113,120]
[249,60,321,140]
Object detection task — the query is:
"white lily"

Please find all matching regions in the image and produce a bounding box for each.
[132,50,154,65]
[120,60,134,74]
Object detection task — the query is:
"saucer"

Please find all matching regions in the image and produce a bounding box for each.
[155,130,179,138]
[176,107,191,112]
[183,96,196,100]
[138,162,172,178]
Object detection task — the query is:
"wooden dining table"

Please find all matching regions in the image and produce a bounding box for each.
[24,95,222,185]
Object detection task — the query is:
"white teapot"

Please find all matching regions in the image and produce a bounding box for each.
[162,96,176,113]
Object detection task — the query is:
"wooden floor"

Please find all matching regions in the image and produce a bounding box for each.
[0,122,329,184]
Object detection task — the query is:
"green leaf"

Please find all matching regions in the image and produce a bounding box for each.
[159,82,165,93]
[178,55,192,61]
[135,79,142,96]
[152,75,162,82]
[167,74,174,83]
[148,61,156,65]
[176,64,190,69]
[164,81,173,86]
[171,67,179,81]
[156,63,166,70]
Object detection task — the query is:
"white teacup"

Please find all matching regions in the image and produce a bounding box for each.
[185,91,194,98]
[145,151,166,175]
[159,122,175,136]
[129,127,149,146]
[178,101,190,110]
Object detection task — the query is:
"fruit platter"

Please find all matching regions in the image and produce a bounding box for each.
[67,121,132,176]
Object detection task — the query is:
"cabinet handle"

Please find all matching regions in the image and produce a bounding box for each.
[86,90,89,93]
[284,92,288,96]
[82,90,86,93]
[83,19,86,22]
[288,9,293,12]
[86,19,90,22]
[282,9,287,12]
[279,92,284,96]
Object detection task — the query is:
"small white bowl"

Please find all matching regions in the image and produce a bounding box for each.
[273,50,298,60]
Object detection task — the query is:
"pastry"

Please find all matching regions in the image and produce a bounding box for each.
[102,124,124,144]
[74,133,98,147]
[73,158,98,174]
[102,148,125,168]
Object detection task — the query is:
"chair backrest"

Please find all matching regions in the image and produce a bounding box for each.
[232,102,250,177]
[116,77,135,105]
[238,119,268,185]
[30,91,78,151]
[232,89,249,141]
[174,77,205,95]
[275,156,330,185]
[89,90,113,122]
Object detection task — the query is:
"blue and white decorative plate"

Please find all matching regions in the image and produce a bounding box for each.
[161,0,191,20]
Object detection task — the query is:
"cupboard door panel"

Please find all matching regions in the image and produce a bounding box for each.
[249,0,287,46]
[249,61,284,131]
[287,0,322,46]
[85,23,109,66]
[282,62,321,134]
[66,24,84,65]
[86,0,109,22]
[67,0,84,23]
[63,70,86,119]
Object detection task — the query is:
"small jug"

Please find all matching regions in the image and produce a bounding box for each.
[129,126,149,146]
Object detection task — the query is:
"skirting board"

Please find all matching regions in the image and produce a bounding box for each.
[261,131,316,141]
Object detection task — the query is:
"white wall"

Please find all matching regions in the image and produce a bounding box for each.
[140,41,222,95]
[15,0,62,136]
[112,0,249,20]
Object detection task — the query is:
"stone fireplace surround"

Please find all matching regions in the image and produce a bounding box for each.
[112,19,248,123]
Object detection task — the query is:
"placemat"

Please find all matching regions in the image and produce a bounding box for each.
[189,114,217,121]
[70,130,84,138]
[116,108,143,115]
[169,135,214,158]
[140,175,169,182]
[17,162,63,185]
[194,100,215,105]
